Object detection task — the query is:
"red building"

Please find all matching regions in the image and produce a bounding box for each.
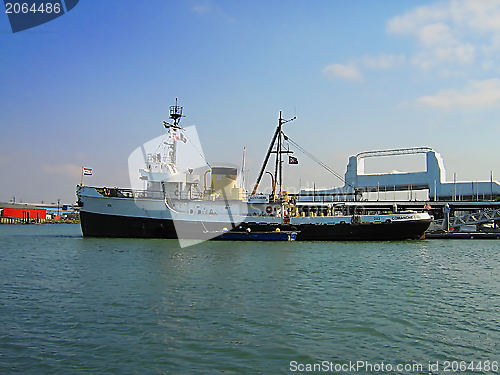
[2,207,47,221]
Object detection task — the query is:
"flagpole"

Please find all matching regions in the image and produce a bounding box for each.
[81,167,84,186]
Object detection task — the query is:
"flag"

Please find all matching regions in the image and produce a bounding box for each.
[289,156,298,165]
[170,130,180,141]
[424,203,431,210]
[83,168,93,176]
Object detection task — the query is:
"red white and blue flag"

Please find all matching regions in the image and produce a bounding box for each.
[83,168,93,176]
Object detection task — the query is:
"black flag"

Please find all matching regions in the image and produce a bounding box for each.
[289,156,298,165]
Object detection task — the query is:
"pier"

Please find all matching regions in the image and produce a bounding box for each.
[293,147,500,237]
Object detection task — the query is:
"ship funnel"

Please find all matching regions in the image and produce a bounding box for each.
[210,166,244,200]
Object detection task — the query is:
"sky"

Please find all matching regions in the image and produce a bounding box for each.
[2,0,500,204]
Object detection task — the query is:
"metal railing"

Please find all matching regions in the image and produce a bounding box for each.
[432,208,500,230]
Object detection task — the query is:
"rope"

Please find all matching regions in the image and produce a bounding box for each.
[283,134,357,191]
[182,132,212,169]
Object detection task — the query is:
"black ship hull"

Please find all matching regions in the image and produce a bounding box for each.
[80,211,431,241]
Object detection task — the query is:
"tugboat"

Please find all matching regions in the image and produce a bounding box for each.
[77,100,432,242]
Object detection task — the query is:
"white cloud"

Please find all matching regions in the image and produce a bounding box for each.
[410,42,475,70]
[323,63,362,81]
[416,79,500,110]
[417,22,452,47]
[482,60,494,71]
[363,54,405,69]
[387,0,500,71]
[325,1,500,84]
[387,3,449,36]
[451,0,500,33]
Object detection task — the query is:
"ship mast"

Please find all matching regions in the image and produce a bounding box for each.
[251,111,295,200]
[162,98,184,166]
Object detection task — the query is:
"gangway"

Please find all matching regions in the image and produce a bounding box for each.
[430,208,500,231]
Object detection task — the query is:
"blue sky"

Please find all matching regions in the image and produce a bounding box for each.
[2,0,500,203]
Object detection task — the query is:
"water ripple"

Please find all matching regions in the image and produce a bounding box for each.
[1,226,500,373]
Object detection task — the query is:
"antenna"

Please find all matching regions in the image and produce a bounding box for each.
[240,147,246,190]
[163,98,185,130]
[161,98,186,166]
[170,98,183,126]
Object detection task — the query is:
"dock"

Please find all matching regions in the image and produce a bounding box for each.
[426,232,500,239]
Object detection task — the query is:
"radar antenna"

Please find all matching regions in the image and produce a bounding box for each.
[163,98,185,130]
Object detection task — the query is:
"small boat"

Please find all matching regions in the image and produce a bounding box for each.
[215,229,297,241]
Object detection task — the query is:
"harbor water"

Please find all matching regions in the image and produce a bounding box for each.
[1,224,499,374]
